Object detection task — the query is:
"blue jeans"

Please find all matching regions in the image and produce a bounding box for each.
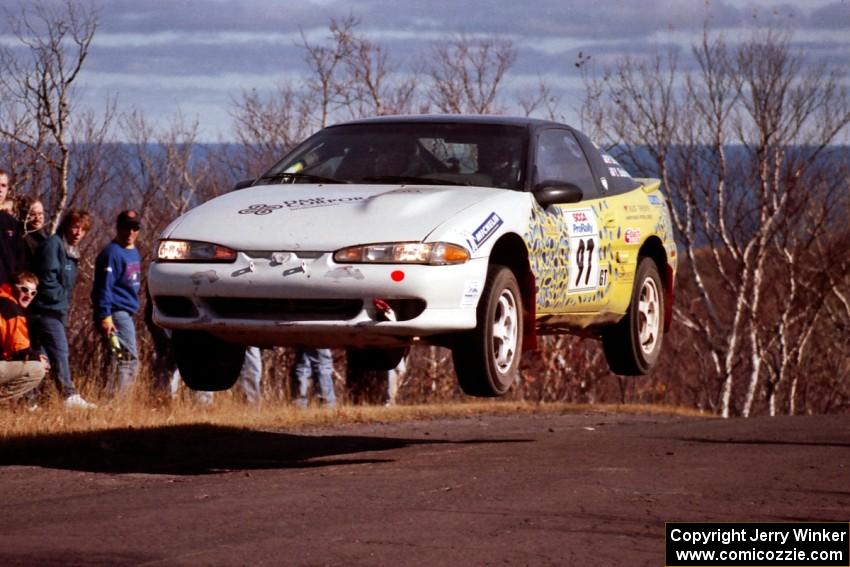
[294,348,336,407]
[238,346,262,405]
[29,313,76,398]
[107,310,138,398]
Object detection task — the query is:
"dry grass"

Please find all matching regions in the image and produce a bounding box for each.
[1,392,710,440]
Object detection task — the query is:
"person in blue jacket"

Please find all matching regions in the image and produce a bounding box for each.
[91,210,142,399]
[29,209,96,409]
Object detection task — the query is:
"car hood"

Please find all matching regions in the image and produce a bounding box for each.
[164,183,506,251]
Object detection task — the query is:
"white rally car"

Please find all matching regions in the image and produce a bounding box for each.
[149,115,677,396]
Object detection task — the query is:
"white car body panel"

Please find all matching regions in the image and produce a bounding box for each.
[162,183,514,252]
[149,183,535,348]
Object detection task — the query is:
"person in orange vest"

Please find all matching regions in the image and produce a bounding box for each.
[0,271,50,403]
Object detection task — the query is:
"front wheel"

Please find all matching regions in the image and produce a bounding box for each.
[602,257,664,375]
[172,330,246,391]
[452,265,523,397]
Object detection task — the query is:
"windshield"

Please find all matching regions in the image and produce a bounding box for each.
[263,122,529,190]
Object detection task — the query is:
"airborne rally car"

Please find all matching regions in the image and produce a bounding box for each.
[149,115,677,396]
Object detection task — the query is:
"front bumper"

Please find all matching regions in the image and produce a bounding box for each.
[148,251,486,348]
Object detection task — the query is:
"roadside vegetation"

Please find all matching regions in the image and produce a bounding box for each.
[1,2,848,418]
[0,390,707,439]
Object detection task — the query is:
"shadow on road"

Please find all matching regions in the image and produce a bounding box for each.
[0,424,528,476]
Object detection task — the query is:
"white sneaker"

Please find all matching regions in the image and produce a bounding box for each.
[64,394,97,409]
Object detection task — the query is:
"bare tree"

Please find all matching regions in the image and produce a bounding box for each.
[582,27,850,417]
[230,16,422,175]
[230,86,312,176]
[518,78,562,121]
[426,35,516,114]
[118,109,215,232]
[335,32,418,119]
[298,15,358,128]
[0,0,101,232]
[518,335,609,403]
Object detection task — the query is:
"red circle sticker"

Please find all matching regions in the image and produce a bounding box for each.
[391,270,405,282]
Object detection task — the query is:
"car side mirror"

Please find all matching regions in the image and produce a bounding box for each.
[533,182,583,207]
[232,178,256,191]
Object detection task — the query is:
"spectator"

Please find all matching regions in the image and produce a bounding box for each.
[0,169,21,285]
[293,348,336,408]
[237,347,263,405]
[385,355,407,406]
[17,196,47,272]
[0,272,49,403]
[29,208,95,409]
[91,210,142,398]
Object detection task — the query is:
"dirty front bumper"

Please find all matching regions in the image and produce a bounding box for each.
[148,252,486,348]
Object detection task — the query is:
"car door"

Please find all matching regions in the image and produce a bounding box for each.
[530,128,614,315]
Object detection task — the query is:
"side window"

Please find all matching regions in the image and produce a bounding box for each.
[535,129,597,197]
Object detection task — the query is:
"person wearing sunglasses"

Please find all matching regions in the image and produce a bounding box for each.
[91,210,142,399]
[0,271,50,403]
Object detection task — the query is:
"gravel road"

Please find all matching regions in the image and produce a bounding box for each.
[1,411,847,566]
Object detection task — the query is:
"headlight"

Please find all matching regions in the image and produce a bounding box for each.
[333,242,470,265]
[157,240,237,262]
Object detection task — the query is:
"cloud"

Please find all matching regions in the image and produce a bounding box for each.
[87,41,305,76]
[2,0,844,141]
[809,1,850,29]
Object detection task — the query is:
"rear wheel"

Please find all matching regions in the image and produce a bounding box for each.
[452,265,523,397]
[602,257,664,375]
[172,330,246,391]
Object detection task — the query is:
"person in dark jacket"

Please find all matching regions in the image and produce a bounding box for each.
[0,169,22,285]
[0,271,49,402]
[29,209,96,409]
[16,196,48,273]
[91,210,142,399]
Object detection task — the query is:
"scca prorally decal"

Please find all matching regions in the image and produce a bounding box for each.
[569,210,594,236]
[239,204,283,215]
[239,196,365,214]
[471,213,503,248]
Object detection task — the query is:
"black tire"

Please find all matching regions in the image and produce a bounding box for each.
[452,265,523,397]
[602,257,664,375]
[172,330,246,391]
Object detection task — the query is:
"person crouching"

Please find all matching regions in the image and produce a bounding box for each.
[0,272,50,403]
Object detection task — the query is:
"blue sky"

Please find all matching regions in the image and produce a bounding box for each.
[3,0,849,141]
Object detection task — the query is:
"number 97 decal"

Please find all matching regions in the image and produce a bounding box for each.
[566,208,601,292]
